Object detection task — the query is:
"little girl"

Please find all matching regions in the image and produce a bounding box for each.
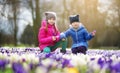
[38,12,67,53]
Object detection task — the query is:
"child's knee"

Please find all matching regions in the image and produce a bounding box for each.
[72,48,77,54]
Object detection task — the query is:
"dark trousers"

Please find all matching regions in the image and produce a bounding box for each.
[72,46,87,54]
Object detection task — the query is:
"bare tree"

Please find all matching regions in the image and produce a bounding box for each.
[1,0,20,46]
[29,0,41,46]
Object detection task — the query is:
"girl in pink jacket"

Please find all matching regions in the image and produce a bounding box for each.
[38,12,67,53]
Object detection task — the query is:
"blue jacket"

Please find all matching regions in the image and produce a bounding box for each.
[60,24,94,49]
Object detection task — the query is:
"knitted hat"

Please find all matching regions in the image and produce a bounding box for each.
[69,15,80,24]
[44,12,58,31]
[45,12,56,20]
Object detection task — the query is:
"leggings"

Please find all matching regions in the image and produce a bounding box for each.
[43,39,67,53]
[72,46,87,54]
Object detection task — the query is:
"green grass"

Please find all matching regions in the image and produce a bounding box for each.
[2,44,34,47]
[90,47,120,50]
[0,68,13,73]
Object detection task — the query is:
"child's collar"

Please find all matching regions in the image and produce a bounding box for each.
[70,23,84,31]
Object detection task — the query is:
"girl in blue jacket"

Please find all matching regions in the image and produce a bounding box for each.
[60,15,96,54]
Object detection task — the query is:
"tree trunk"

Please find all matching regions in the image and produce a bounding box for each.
[30,0,41,46]
[13,8,17,46]
[12,0,18,46]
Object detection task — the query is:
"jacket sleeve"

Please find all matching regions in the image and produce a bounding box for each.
[38,28,53,44]
[60,29,70,40]
[64,29,71,37]
[84,28,94,41]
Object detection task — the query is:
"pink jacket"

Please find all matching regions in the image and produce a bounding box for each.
[38,20,60,51]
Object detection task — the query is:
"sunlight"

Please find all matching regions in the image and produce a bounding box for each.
[98,0,113,13]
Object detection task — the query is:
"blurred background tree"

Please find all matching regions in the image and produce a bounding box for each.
[0,0,120,48]
[20,25,34,45]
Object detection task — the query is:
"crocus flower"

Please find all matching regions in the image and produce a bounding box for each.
[97,58,105,69]
[62,59,70,68]
[90,58,95,61]
[12,62,27,73]
[111,62,120,72]
[0,59,9,70]
[65,67,79,73]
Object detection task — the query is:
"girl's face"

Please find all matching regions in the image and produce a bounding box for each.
[47,18,55,25]
[71,22,80,29]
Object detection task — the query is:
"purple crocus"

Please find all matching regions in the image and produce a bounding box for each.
[5,50,9,54]
[56,57,62,61]
[45,53,52,58]
[29,63,36,70]
[62,59,70,68]
[12,62,27,73]
[90,58,95,61]
[111,62,120,73]
[97,58,105,69]
[21,58,26,63]
[107,59,113,64]
[0,59,9,70]
[106,59,113,72]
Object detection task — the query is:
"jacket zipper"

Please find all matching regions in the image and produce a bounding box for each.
[76,31,78,46]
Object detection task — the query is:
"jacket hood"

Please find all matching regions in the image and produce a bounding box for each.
[70,23,85,31]
[41,20,47,27]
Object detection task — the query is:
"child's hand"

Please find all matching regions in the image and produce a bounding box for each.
[60,33,65,40]
[52,36,56,41]
[91,30,96,36]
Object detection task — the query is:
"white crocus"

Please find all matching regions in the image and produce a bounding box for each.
[35,66,47,73]
[70,54,87,67]
[41,58,52,67]
[11,53,20,62]
[0,53,3,59]
[111,55,117,61]
[23,62,29,72]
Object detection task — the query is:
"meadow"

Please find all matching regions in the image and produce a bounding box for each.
[0,47,120,73]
